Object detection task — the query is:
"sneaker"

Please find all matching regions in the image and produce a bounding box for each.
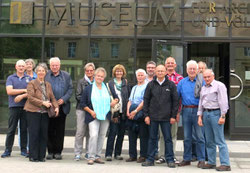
[174,157,180,164]
[54,153,62,160]
[115,155,123,160]
[106,156,112,161]
[84,153,89,160]
[156,157,166,164]
[74,155,81,161]
[21,151,29,157]
[168,162,176,168]
[46,153,54,160]
[1,150,11,158]
[142,161,154,167]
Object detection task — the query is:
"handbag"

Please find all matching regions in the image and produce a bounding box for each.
[106,83,121,115]
[48,104,56,118]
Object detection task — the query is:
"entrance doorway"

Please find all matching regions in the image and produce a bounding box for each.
[188,42,230,133]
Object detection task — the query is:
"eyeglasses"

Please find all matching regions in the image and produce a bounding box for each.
[85,70,94,72]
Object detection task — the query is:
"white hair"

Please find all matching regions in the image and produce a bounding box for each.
[25,59,36,68]
[135,69,146,76]
[186,60,198,69]
[49,57,61,64]
[16,60,25,66]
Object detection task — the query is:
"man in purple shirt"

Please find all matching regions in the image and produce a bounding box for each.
[197,69,231,171]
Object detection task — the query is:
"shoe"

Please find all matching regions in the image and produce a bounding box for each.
[88,159,94,165]
[168,162,176,168]
[142,161,154,166]
[21,151,29,157]
[216,165,231,171]
[94,158,105,164]
[1,151,11,158]
[202,163,216,169]
[84,153,89,160]
[39,158,46,162]
[197,161,205,168]
[126,157,137,162]
[174,157,180,164]
[178,160,191,166]
[106,156,112,161]
[154,154,160,160]
[46,153,54,160]
[74,155,81,161]
[137,157,146,163]
[156,157,166,164]
[115,155,123,160]
[54,153,62,160]
[29,158,39,162]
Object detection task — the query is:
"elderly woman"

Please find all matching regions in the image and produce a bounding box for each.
[126,69,149,163]
[81,67,119,165]
[24,63,59,162]
[105,64,130,161]
[25,59,37,80]
[74,62,95,161]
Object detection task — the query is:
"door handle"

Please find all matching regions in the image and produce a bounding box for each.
[230,73,243,100]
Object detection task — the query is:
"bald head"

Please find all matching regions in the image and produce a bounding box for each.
[203,69,215,85]
[156,65,166,81]
[165,57,177,73]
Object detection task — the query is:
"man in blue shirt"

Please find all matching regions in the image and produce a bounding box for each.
[177,60,205,168]
[45,57,73,160]
[1,60,31,158]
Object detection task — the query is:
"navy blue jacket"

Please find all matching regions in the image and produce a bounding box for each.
[80,84,119,124]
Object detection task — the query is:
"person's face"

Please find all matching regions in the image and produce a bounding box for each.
[198,63,206,73]
[146,64,156,76]
[15,63,26,74]
[85,66,94,79]
[95,71,105,84]
[25,62,33,72]
[187,64,198,79]
[136,72,146,83]
[37,67,46,79]
[203,71,214,85]
[165,58,176,72]
[115,69,124,79]
[156,65,166,79]
[50,60,60,74]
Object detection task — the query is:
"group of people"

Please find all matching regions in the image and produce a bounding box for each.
[1,56,231,171]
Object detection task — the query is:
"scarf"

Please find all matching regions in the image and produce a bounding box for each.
[114,78,122,91]
[91,81,110,120]
[84,74,93,84]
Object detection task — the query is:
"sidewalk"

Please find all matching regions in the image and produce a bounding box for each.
[0,134,250,173]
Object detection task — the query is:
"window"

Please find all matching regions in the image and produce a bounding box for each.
[68,42,76,58]
[90,42,99,58]
[48,42,55,57]
[111,44,119,58]
[244,47,250,56]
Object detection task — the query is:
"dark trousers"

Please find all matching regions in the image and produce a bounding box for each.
[105,118,126,157]
[47,109,66,154]
[27,111,49,160]
[147,121,174,163]
[128,121,149,158]
[5,107,27,152]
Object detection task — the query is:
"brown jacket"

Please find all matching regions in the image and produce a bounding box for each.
[24,79,58,112]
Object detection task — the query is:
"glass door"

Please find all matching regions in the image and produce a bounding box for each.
[230,43,250,137]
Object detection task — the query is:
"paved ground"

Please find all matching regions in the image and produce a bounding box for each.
[0,134,250,173]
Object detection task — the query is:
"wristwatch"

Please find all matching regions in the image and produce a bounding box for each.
[134,109,138,113]
[221,115,225,119]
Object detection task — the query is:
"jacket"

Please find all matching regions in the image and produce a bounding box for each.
[24,79,59,112]
[45,70,73,115]
[80,84,119,124]
[75,77,90,110]
[108,78,131,119]
[143,76,179,121]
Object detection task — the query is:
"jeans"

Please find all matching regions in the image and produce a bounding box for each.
[105,118,126,157]
[147,121,174,163]
[26,112,49,160]
[128,121,149,158]
[74,110,89,156]
[203,110,230,166]
[47,108,66,154]
[88,119,110,160]
[182,107,205,161]
[5,107,27,153]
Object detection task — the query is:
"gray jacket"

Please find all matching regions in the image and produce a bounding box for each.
[75,77,90,110]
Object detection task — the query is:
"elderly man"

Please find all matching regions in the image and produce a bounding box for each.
[142,65,179,168]
[198,61,207,73]
[177,60,205,168]
[45,57,73,160]
[156,57,183,164]
[145,61,156,82]
[1,60,31,158]
[198,69,231,171]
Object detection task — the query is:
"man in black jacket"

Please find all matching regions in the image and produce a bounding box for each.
[142,65,179,168]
